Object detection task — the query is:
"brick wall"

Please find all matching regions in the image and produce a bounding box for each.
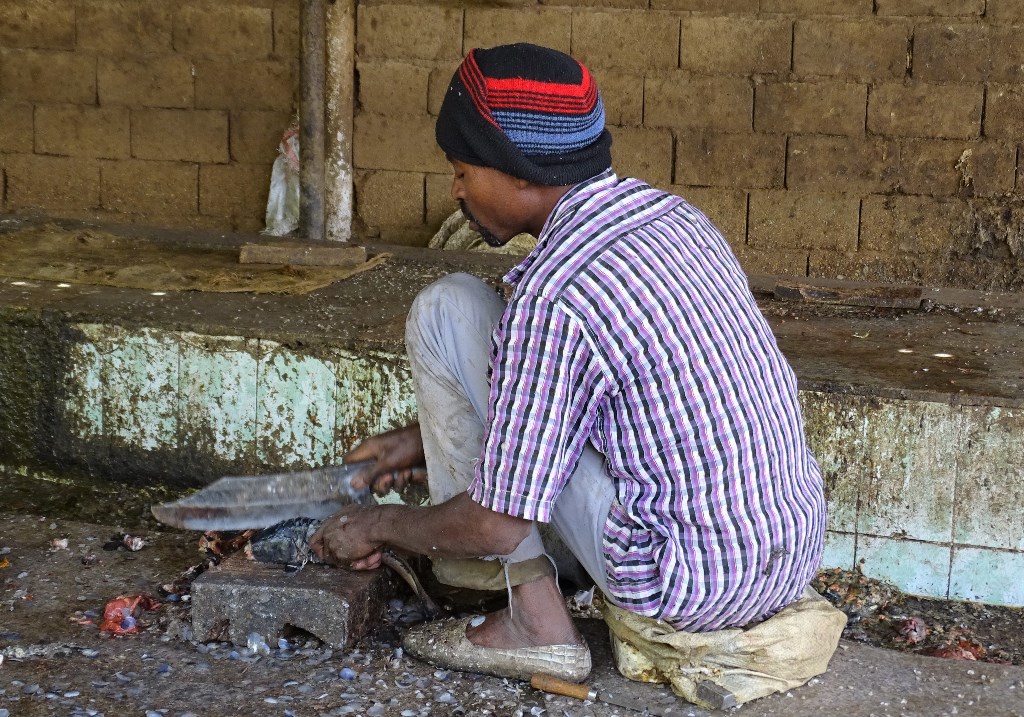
[2,1,1022,290]
[0,0,298,232]
[354,0,1024,291]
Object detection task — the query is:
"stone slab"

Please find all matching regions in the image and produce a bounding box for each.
[191,553,396,648]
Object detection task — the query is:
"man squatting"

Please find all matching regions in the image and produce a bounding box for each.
[311,43,826,682]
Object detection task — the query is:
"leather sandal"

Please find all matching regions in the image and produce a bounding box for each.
[402,617,592,683]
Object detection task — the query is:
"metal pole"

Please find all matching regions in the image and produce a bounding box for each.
[300,0,326,241]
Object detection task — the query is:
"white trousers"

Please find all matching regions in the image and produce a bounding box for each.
[406,273,614,593]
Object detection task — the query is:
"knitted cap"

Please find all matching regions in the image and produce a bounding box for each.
[436,43,612,186]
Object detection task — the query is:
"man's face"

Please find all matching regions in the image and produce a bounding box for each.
[449,160,527,247]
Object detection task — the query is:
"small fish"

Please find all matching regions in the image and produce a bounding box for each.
[248,517,323,569]
[247,517,443,619]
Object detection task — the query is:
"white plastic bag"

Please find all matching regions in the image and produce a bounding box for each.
[264,124,300,236]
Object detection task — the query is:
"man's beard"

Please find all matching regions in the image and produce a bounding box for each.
[459,201,506,248]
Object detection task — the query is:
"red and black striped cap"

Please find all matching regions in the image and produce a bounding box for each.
[436,43,613,186]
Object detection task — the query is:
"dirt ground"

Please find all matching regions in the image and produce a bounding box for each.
[3,469,1024,717]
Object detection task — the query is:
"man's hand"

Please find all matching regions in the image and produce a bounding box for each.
[346,423,427,496]
[310,505,384,570]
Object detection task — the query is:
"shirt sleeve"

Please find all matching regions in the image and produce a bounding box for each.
[469,292,609,522]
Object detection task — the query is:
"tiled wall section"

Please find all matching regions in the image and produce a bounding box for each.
[801,391,1024,607]
[59,325,1023,607]
[64,324,417,471]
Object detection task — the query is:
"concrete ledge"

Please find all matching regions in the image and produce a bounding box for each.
[191,554,395,648]
[1,218,1022,607]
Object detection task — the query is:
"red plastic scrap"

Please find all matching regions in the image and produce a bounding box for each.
[99,593,161,635]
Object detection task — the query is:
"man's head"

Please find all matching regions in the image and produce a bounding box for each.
[436,43,612,245]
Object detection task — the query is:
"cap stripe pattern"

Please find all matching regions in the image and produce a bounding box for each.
[437,43,613,186]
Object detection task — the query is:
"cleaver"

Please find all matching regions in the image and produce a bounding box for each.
[150,461,380,531]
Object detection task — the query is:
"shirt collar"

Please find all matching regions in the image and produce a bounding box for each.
[504,169,617,286]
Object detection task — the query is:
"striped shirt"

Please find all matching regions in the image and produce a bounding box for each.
[468,171,826,631]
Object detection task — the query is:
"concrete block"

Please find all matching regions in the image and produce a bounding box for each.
[755,81,867,136]
[354,114,448,173]
[173,5,274,58]
[195,59,297,112]
[273,0,301,60]
[653,0,757,11]
[762,0,872,13]
[132,108,229,164]
[898,140,1016,197]
[599,70,644,127]
[787,136,899,192]
[0,1,74,49]
[868,83,983,140]
[427,63,461,116]
[983,0,1024,22]
[949,547,1024,606]
[179,334,259,465]
[984,85,1024,139]
[913,23,990,82]
[230,110,293,164]
[465,7,571,53]
[748,190,859,251]
[731,245,808,276]
[99,55,194,109]
[989,26,1024,83]
[199,163,272,231]
[101,160,199,218]
[675,131,785,189]
[808,249,926,285]
[858,400,960,543]
[611,126,673,188]
[35,105,131,160]
[191,554,395,648]
[860,195,970,254]
[357,61,430,117]
[77,2,173,53]
[793,20,909,80]
[256,341,338,468]
[856,535,950,599]
[953,407,1024,551]
[356,5,463,62]
[644,75,752,132]
[5,155,100,212]
[0,49,96,104]
[680,17,791,75]
[572,11,680,72]
[876,0,984,15]
[0,102,33,153]
[355,170,425,229]
[673,187,747,252]
[425,173,457,230]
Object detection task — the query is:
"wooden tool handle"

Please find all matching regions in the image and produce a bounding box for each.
[530,674,594,701]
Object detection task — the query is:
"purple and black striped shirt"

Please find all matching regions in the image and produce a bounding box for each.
[468,171,826,631]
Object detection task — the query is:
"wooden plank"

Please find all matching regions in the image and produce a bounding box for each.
[239,242,366,268]
[773,280,923,309]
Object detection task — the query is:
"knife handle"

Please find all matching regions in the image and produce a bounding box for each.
[531,674,595,701]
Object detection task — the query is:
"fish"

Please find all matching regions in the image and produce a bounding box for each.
[246,517,443,619]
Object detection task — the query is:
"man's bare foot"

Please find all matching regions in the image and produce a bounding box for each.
[464,574,583,649]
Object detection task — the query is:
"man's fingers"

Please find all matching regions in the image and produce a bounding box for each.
[350,551,383,571]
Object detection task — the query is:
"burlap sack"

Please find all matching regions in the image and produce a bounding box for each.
[600,587,847,709]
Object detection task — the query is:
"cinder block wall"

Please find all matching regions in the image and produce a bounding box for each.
[354,0,1024,292]
[0,0,299,232]
[3,1,1023,291]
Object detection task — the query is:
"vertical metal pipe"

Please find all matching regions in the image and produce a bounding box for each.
[300,0,326,241]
